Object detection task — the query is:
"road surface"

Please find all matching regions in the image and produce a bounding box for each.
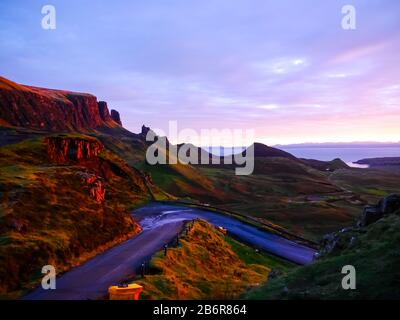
[24,203,316,300]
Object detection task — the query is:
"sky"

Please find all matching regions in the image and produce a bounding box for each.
[0,0,399,145]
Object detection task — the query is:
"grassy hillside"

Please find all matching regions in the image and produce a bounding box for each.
[301,158,349,172]
[244,213,400,300]
[195,158,362,240]
[94,129,219,201]
[330,168,400,204]
[73,131,400,242]
[102,131,400,241]
[0,135,151,298]
[84,129,400,242]
[135,220,293,299]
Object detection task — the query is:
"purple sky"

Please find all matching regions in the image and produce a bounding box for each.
[0,0,399,145]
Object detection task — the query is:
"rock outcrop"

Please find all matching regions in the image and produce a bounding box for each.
[359,193,400,227]
[318,227,355,258]
[76,171,106,203]
[139,125,159,142]
[45,136,104,163]
[45,135,151,201]
[317,194,400,258]
[141,125,151,136]
[110,109,122,126]
[0,76,122,132]
[98,101,112,122]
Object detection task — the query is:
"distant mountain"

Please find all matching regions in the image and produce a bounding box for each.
[0,76,121,132]
[276,142,400,148]
[301,158,349,172]
[249,142,298,160]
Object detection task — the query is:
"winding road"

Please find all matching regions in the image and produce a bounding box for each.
[24,203,316,300]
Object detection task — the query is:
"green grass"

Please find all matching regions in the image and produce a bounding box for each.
[135,220,272,300]
[244,214,400,300]
[226,237,294,272]
[331,168,400,203]
[0,235,10,245]
[67,130,400,244]
[135,160,181,188]
[364,188,388,197]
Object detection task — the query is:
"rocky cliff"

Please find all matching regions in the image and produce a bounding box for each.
[0,76,121,132]
[44,135,152,202]
[45,136,104,163]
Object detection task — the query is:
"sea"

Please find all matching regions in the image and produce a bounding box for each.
[280,147,400,167]
[206,146,400,168]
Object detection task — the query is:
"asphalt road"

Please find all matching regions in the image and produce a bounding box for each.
[24,203,316,300]
[135,203,316,265]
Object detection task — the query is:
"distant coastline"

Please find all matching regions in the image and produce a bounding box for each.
[280,146,400,164]
[206,144,400,164]
[275,142,400,149]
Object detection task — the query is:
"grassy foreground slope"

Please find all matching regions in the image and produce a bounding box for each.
[136,220,293,299]
[244,213,400,300]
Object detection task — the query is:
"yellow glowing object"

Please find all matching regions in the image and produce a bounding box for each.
[108,284,143,300]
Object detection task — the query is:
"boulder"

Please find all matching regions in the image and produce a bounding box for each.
[319,232,340,256]
[379,194,400,214]
[359,194,400,227]
[76,171,106,203]
[359,206,383,227]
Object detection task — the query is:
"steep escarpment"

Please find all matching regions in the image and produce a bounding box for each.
[0,76,121,132]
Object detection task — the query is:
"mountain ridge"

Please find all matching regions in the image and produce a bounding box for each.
[0,76,121,132]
